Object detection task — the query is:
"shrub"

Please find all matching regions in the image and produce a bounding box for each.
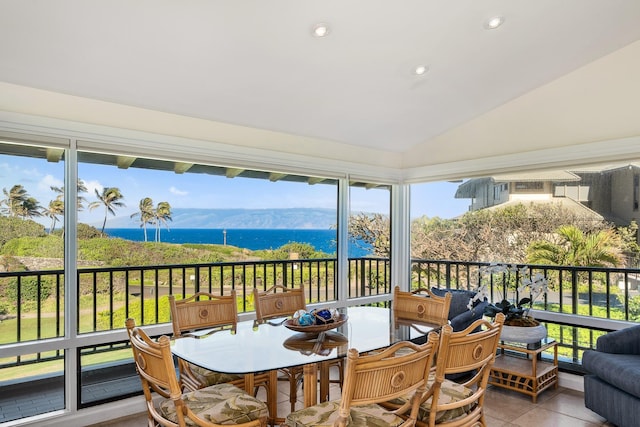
[4,275,56,305]
[0,217,46,247]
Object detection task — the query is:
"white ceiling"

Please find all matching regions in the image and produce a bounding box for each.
[1,1,640,170]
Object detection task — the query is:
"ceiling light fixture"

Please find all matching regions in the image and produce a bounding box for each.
[414,65,429,76]
[312,23,330,37]
[484,15,505,30]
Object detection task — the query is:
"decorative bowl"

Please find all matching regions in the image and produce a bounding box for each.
[284,313,348,333]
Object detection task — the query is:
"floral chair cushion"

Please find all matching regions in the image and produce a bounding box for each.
[190,363,244,386]
[386,374,475,424]
[160,382,268,426]
[285,400,406,427]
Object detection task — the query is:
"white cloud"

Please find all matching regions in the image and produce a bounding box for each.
[83,179,103,197]
[38,174,64,193]
[169,186,188,196]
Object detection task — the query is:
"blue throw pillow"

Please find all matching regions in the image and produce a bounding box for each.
[449,300,488,332]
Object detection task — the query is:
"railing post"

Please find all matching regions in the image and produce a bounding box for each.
[359,258,367,297]
[194,266,201,294]
[445,262,451,288]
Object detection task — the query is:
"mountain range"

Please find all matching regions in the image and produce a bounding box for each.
[99,208,338,229]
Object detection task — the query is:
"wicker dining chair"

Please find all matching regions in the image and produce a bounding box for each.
[393,285,452,329]
[284,333,440,427]
[253,284,306,325]
[169,291,277,421]
[253,284,343,412]
[125,318,269,427]
[384,313,505,426]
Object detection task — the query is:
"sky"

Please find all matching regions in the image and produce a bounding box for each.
[0,153,470,227]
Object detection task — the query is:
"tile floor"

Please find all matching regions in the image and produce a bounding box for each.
[93,378,614,427]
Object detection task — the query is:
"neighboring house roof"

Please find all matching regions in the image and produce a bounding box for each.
[454,178,491,199]
[570,163,640,173]
[490,170,581,182]
[454,170,580,198]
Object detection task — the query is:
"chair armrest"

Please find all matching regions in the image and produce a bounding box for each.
[597,324,640,355]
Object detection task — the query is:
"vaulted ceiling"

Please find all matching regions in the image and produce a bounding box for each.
[1,1,640,175]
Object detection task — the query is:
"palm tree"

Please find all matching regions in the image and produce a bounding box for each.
[130,197,155,242]
[44,196,65,233]
[527,225,622,267]
[1,184,28,217]
[17,197,43,219]
[88,187,126,234]
[51,179,89,211]
[154,201,172,242]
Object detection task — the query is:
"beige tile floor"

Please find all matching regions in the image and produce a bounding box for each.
[94,377,615,427]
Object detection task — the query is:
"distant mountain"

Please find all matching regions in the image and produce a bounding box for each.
[97,208,338,229]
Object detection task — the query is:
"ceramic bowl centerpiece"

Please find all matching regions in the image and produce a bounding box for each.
[284,308,347,333]
[470,263,549,344]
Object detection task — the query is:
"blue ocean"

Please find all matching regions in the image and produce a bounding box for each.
[103,228,372,257]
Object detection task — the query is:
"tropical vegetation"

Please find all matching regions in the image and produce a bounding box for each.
[350,202,639,267]
[1,180,174,242]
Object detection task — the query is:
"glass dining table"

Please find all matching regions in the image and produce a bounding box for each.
[171,305,439,420]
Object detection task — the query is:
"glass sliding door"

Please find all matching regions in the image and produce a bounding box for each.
[0,137,67,422]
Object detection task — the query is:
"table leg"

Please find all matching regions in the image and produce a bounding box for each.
[267,370,280,426]
[243,373,255,395]
[303,363,318,408]
[319,361,330,403]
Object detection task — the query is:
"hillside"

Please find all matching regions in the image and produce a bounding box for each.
[100,207,338,229]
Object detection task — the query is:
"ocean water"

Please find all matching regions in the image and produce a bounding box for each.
[103,228,372,257]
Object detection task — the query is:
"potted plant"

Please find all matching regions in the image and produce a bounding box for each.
[470,263,549,343]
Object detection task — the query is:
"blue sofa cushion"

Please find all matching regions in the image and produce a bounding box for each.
[430,288,477,320]
[597,324,640,355]
[583,350,640,399]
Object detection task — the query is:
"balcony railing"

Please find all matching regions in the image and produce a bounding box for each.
[411,258,640,368]
[0,257,391,343]
[2,257,640,386]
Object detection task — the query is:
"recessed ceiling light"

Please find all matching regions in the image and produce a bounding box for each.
[484,16,505,30]
[414,65,429,76]
[312,23,330,37]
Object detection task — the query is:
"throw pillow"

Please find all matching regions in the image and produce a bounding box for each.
[430,287,479,320]
[449,300,488,332]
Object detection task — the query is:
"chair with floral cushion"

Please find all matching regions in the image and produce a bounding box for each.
[284,332,440,427]
[393,286,452,329]
[125,318,269,427]
[383,313,505,426]
[169,291,276,422]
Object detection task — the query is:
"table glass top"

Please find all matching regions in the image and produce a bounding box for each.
[171,306,438,374]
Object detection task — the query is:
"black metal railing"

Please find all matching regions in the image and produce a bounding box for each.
[3,257,640,372]
[411,258,640,367]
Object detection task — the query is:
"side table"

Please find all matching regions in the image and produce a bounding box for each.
[488,338,558,402]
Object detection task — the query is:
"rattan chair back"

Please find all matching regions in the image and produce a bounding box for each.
[126,318,265,427]
[253,284,306,322]
[169,291,238,337]
[393,285,452,327]
[425,313,505,426]
[336,333,440,427]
